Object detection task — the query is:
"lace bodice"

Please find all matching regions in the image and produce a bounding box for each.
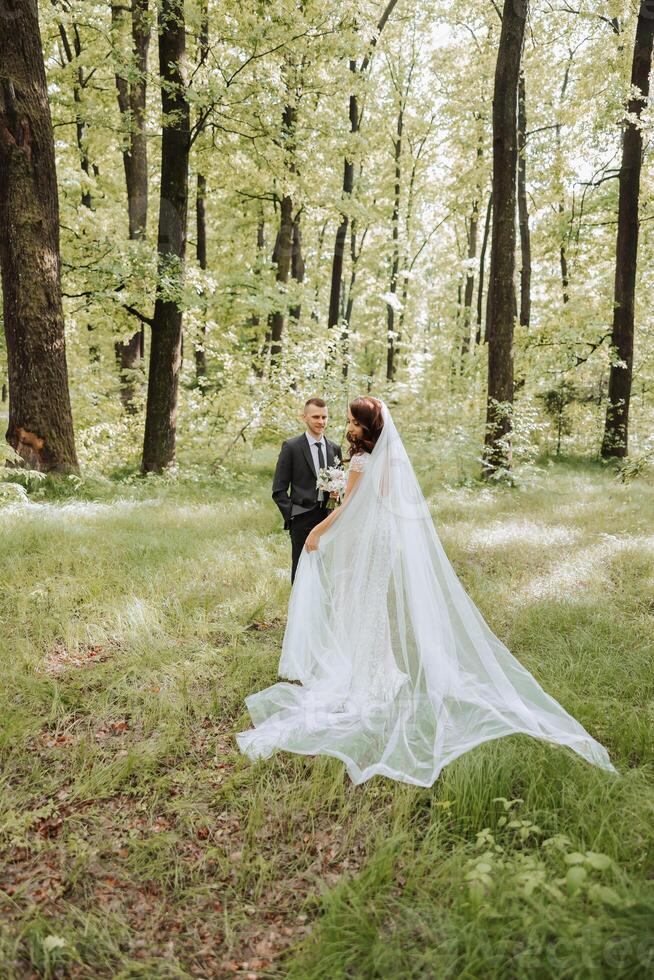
[349,452,370,472]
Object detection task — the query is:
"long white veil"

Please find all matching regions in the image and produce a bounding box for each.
[236,400,616,786]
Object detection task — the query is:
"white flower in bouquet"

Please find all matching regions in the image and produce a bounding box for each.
[316,461,347,509]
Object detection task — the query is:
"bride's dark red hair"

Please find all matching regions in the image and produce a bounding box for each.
[347,396,384,458]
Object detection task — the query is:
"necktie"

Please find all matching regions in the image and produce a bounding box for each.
[316,441,325,502]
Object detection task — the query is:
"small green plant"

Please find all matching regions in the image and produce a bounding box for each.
[615,450,653,484]
[537,380,578,456]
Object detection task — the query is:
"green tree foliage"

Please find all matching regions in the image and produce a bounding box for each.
[1,0,652,471]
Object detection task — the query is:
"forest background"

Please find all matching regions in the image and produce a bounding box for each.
[2,0,653,480]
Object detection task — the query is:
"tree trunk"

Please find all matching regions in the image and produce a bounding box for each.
[311,218,328,321]
[267,80,299,362]
[55,11,93,208]
[478,191,492,344]
[194,1,209,383]
[112,0,149,240]
[555,58,572,306]
[482,0,528,477]
[111,0,150,410]
[289,211,305,323]
[0,0,78,472]
[601,1,654,459]
[341,220,360,378]
[269,194,294,361]
[328,65,357,330]
[142,0,189,472]
[251,219,267,376]
[559,206,569,304]
[461,192,480,360]
[397,118,432,355]
[386,105,403,382]
[517,68,531,327]
[195,171,208,380]
[328,0,400,331]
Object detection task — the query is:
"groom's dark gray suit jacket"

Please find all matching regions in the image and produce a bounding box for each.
[272,433,342,530]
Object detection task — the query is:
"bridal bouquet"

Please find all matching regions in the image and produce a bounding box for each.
[316,460,346,509]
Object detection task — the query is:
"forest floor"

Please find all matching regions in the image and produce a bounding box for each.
[1,453,653,979]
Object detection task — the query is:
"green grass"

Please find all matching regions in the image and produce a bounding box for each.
[1,453,652,978]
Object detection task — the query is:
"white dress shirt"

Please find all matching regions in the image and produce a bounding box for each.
[305,430,327,476]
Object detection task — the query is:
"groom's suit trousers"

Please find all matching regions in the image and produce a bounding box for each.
[290,505,328,583]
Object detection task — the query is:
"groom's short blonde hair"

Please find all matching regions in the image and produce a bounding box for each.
[304,397,326,410]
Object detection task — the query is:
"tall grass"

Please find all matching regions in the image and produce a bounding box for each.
[0,454,652,977]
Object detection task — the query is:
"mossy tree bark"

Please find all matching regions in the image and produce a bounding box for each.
[0,0,78,473]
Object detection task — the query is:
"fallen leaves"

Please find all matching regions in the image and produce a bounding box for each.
[39,641,113,676]
[245,618,282,632]
[3,713,369,978]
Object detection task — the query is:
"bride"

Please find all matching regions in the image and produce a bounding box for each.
[236,397,616,786]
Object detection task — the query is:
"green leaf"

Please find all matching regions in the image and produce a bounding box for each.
[564,852,586,865]
[468,881,485,905]
[588,884,623,907]
[566,866,588,894]
[584,851,612,871]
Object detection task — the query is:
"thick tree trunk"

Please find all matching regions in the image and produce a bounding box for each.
[517,69,531,327]
[142,0,189,472]
[482,0,528,477]
[601,1,654,459]
[112,0,150,410]
[0,0,78,472]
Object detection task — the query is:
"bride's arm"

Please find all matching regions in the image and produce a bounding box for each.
[304,468,363,549]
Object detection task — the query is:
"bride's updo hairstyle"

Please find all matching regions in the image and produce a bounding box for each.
[347,396,384,459]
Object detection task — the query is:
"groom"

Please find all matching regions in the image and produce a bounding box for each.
[272,397,342,582]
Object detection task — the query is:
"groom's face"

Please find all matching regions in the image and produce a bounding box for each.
[303,405,328,438]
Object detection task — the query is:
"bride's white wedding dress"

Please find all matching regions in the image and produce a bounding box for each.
[236,402,616,786]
